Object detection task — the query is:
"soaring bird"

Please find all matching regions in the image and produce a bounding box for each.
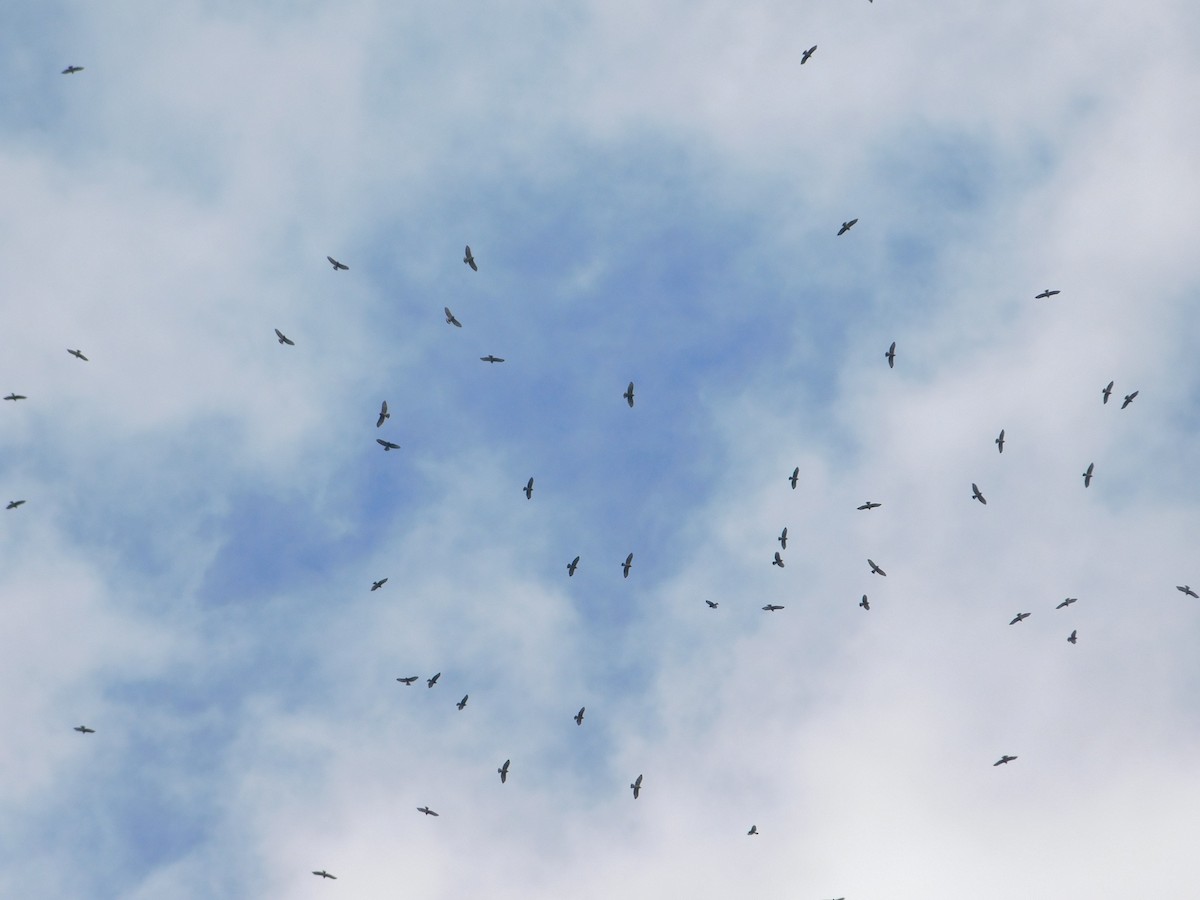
[62,65,84,74]
[67,348,89,361]
[995,429,1005,453]
[370,578,388,591]
[567,556,580,576]
[778,527,788,549]
[867,558,886,576]
[376,439,401,451]
[860,595,870,610]
[480,355,505,363]
[427,672,441,688]
[1082,462,1094,488]
[444,307,462,328]
[885,341,896,368]
[6,500,25,509]
[1121,391,1139,409]
[396,676,418,685]
[327,256,348,270]
[1102,381,1114,404]
[622,553,633,578]
[971,483,987,505]
[747,825,759,835]
[463,245,477,271]
[417,806,439,816]
[574,706,585,725]
[1009,612,1031,625]
[789,467,799,489]
[1067,630,1077,644]
[498,759,510,783]
[312,870,337,879]
[4,393,26,401]
[73,725,95,734]
[523,477,534,499]
[1177,585,1198,598]
[1035,289,1060,299]
[376,401,389,427]
[772,552,785,568]
[1056,597,1078,609]
[858,501,881,511]
[457,694,469,711]
[631,774,643,799]
[705,600,719,609]
[624,382,635,407]
[274,328,294,345]
[993,755,1017,766]
[801,45,817,64]
[837,218,858,235]
[762,604,785,612]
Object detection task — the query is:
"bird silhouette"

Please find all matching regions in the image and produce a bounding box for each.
[1056,597,1078,609]
[705,600,719,609]
[1082,463,1094,487]
[778,527,788,549]
[1121,391,1139,409]
[376,401,389,427]
[4,394,26,401]
[417,806,439,816]
[1067,630,1077,644]
[523,477,534,499]
[6,500,25,510]
[762,604,784,612]
[1009,612,1030,624]
[73,725,95,734]
[837,218,858,235]
[858,501,881,511]
[427,673,441,688]
[396,676,418,685]
[498,759,510,783]
[327,256,348,270]
[444,307,462,328]
[747,824,759,835]
[567,556,580,576]
[868,559,886,576]
[457,695,468,711]
[67,348,89,361]
[971,483,987,505]
[622,553,633,578]
[274,328,294,345]
[860,595,870,610]
[464,245,477,271]
[772,552,785,568]
[624,382,635,407]
[995,429,1005,453]
[312,870,337,879]
[886,341,896,368]
[631,774,643,798]
[62,65,84,74]
[993,755,1017,766]
[1102,381,1114,404]
[370,578,387,591]
[574,707,585,725]
[480,355,505,363]
[789,467,799,489]
[1035,289,1060,299]
[1176,585,1198,598]
[801,45,817,64]
[376,439,401,451]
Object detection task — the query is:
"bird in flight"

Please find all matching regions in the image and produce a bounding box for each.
[464,245,477,271]
[1102,381,1114,404]
[1056,597,1078,609]
[1009,612,1031,625]
[444,307,462,328]
[312,871,337,880]
[427,672,441,688]
[574,706,585,725]
[858,501,881,511]
[567,556,580,577]
[1121,391,1139,409]
[772,552,785,568]
[6,500,25,510]
[971,483,987,505]
[370,578,388,591]
[801,45,817,64]
[631,774,643,799]
[4,393,26,401]
[417,806,439,816]
[1082,462,1094,487]
[396,676,418,685]
[1177,585,1198,598]
[886,341,896,368]
[1035,289,1061,299]
[498,759,510,783]
[995,429,1005,453]
[62,65,84,74]
[1067,630,1077,644]
[523,477,534,499]
[327,256,348,271]
[860,595,870,610]
[993,755,1018,766]
[789,467,799,490]
[376,401,389,427]
[705,600,719,609]
[480,355,505,363]
[867,558,886,576]
[778,527,788,549]
[376,439,401,451]
[457,694,469,711]
[67,348,89,361]
[747,824,759,835]
[274,328,294,346]
[622,553,633,578]
[73,725,95,734]
[837,218,858,235]
[762,604,785,612]
[624,382,635,407]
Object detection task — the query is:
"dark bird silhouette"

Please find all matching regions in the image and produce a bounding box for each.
[4,394,26,401]
[778,527,788,549]
[837,218,858,235]
[860,595,870,610]
[1067,630,1077,644]
[417,806,439,816]
[1035,289,1060,299]
[73,725,95,733]
[971,483,987,505]
[464,245,477,271]
[567,556,580,576]
[370,578,387,591]
[457,694,468,711]
[1009,612,1031,624]
[622,553,633,578]
[886,341,896,368]
[376,439,401,451]
[995,429,1005,453]
[327,256,348,271]
[631,774,643,799]
[624,382,635,407]
[1121,391,1139,409]
[396,676,418,685]
[523,477,534,499]
[1082,462,1094,488]
[67,348,89,361]
[480,355,505,363]
[376,401,389,427]
[801,45,817,64]
[274,328,294,346]
[762,604,785,612]
[858,501,881,511]
[868,558,886,576]
[498,759,510,783]
[1177,585,1198,598]
[444,306,462,328]
[1056,597,1077,609]
[427,672,441,688]
[993,755,1017,766]
[747,825,759,835]
[706,600,719,609]
[312,871,336,880]
[1102,381,1114,404]
[772,552,785,568]
[62,65,84,74]
[575,706,585,725]
[6,500,25,509]
[789,467,799,490]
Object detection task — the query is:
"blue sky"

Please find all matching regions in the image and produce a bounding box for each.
[3,1,1200,897]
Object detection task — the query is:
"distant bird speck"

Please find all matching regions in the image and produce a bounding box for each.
[62,65,84,74]
[327,256,348,271]
[1121,391,1139,409]
[1009,612,1030,625]
[73,725,95,734]
[417,806,439,816]
[995,429,1005,453]
[444,307,462,328]
[1082,462,1094,487]
[463,245,477,271]
[67,348,89,361]
[480,355,505,363]
[312,870,337,880]
[747,824,759,835]
[274,328,294,346]
[762,604,785,612]
[971,483,987,505]
[837,218,858,235]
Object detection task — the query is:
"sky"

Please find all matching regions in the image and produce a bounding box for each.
[2,1,1200,897]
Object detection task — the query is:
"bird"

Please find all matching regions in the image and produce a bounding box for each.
[622,553,633,578]
[480,355,505,363]
[444,307,462,328]
[376,439,401,451]
[1035,289,1061,299]
[67,348,89,361]
[995,429,1005,453]
[463,245,477,271]
[1056,597,1078,609]
[274,328,294,346]
[1082,462,1094,487]
[705,600,719,609]
[858,501,881,511]
[801,45,817,64]
[457,694,469,711]
[523,477,534,499]
[971,483,987,505]
[370,578,388,591]
[4,393,26,401]
[427,673,441,688]
[312,870,337,880]
[574,707,585,725]
[1102,381,1114,404]
[1009,612,1031,624]
[837,218,858,235]
[623,382,635,407]
[498,759,510,783]
[772,552,785,568]
[73,725,95,734]
[860,595,870,610]
[762,604,785,612]
[993,755,1017,766]
[326,256,348,271]
[1121,391,1139,409]
[396,676,418,685]
[1067,630,1077,644]
[567,556,580,576]
[376,401,389,427]
[417,806,439,816]
[6,500,25,510]
[1177,585,1198,598]
[886,341,896,368]
[789,467,799,489]
[631,774,643,799]
[747,825,759,835]
[778,527,788,549]
[61,65,84,74]
[868,559,886,576]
